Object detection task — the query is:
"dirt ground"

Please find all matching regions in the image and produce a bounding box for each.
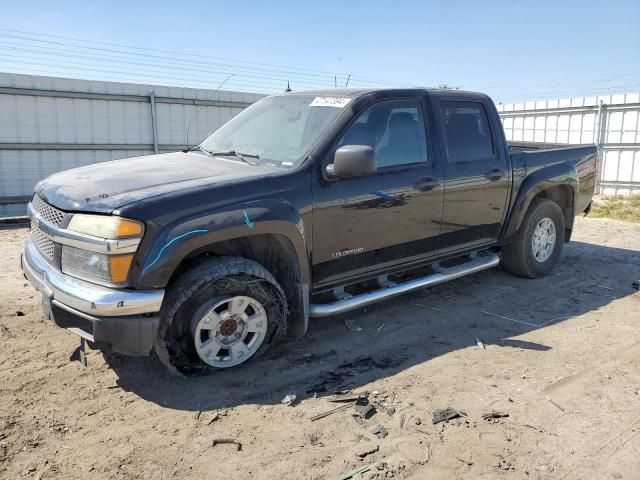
[1,217,639,480]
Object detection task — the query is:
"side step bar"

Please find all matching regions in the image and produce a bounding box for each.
[309,252,500,318]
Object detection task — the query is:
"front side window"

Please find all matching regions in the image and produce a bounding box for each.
[441,101,495,162]
[199,95,349,168]
[338,101,429,168]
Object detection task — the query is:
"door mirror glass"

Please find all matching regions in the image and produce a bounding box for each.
[327,145,377,178]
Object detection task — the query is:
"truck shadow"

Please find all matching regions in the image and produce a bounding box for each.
[104,240,639,411]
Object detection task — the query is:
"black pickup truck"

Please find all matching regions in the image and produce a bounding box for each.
[21,88,598,372]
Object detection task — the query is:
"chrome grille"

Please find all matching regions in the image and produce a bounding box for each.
[30,225,55,260]
[31,195,66,226]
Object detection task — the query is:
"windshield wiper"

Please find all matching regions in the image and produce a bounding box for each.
[209,150,260,166]
[189,145,213,155]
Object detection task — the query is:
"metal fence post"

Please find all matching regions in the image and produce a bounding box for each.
[149,90,159,154]
[595,100,608,193]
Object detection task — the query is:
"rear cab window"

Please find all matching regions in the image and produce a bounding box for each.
[440,101,495,162]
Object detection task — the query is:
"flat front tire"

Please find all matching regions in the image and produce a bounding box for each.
[501,198,565,278]
[156,257,288,374]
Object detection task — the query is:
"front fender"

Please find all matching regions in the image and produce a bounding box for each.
[132,199,309,289]
[502,162,577,243]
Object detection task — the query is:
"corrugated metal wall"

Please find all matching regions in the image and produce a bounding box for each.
[0,72,264,216]
[497,92,640,196]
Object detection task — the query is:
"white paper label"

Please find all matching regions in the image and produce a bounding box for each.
[309,96,351,108]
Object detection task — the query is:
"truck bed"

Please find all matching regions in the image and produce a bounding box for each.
[508,142,599,214]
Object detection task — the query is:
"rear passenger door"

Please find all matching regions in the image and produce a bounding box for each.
[435,99,510,253]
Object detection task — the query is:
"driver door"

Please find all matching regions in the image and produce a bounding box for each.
[311,98,444,288]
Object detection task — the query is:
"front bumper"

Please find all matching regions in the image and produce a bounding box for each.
[21,238,164,356]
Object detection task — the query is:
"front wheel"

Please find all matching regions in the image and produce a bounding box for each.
[156,257,288,374]
[501,198,565,278]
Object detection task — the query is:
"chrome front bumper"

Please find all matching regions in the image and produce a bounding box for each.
[21,238,165,356]
[22,238,164,316]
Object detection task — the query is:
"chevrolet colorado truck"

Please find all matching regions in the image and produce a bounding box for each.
[21,88,598,373]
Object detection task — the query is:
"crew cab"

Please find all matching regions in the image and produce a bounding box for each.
[21,88,598,373]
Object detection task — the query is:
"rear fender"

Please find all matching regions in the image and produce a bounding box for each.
[502,162,577,244]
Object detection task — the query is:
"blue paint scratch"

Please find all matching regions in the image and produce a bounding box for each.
[243,210,255,229]
[142,229,208,275]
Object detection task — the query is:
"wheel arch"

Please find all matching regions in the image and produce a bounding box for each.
[168,233,310,337]
[132,200,311,336]
[503,164,577,244]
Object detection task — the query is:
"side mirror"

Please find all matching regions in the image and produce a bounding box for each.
[326,145,377,178]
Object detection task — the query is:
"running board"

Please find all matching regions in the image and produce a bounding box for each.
[309,252,500,318]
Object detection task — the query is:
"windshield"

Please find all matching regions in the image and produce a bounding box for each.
[199,95,351,168]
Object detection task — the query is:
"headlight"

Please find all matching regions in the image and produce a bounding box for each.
[62,246,134,286]
[67,214,143,239]
[61,215,143,286]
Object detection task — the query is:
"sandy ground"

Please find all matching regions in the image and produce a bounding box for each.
[1,217,640,480]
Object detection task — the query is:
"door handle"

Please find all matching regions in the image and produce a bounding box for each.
[414,177,439,191]
[484,168,503,181]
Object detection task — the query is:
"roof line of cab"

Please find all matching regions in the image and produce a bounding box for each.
[278,87,491,102]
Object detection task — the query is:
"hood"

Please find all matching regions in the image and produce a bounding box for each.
[36,151,280,213]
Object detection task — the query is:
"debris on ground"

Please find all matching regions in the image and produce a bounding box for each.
[306,354,407,394]
[356,444,379,459]
[211,438,242,451]
[293,349,338,365]
[432,407,463,424]
[414,417,422,425]
[339,465,372,480]
[345,319,363,332]
[310,403,352,421]
[372,424,388,438]
[400,413,407,429]
[281,394,297,406]
[455,455,474,466]
[353,398,376,420]
[308,433,322,446]
[15,310,24,317]
[545,395,566,412]
[205,412,221,425]
[482,411,509,422]
[328,393,367,403]
[475,336,486,349]
[496,458,513,471]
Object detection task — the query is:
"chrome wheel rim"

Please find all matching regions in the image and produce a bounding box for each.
[193,295,268,368]
[531,217,556,263]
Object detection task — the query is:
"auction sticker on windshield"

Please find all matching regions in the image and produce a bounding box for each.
[310,97,351,108]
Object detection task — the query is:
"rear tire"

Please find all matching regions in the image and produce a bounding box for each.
[155,257,288,375]
[501,198,565,278]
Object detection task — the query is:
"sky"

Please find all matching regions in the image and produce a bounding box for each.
[0,0,638,103]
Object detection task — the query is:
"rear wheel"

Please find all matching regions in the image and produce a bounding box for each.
[501,198,565,278]
[156,257,288,374]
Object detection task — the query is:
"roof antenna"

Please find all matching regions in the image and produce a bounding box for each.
[284,81,291,92]
[185,73,234,150]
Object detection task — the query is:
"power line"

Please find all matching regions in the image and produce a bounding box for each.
[0,29,407,87]
[0,65,283,93]
[0,57,300,92]
[0,47,338,90]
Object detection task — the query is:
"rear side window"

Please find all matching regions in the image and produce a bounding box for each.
[441,101,494,162]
